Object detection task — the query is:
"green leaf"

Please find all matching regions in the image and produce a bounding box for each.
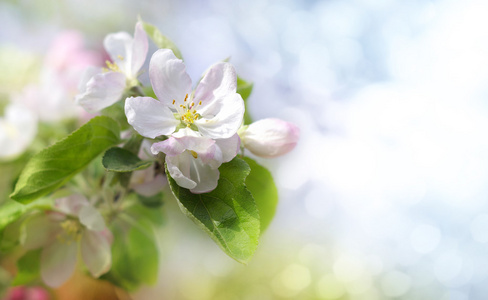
[140,20,183,60]
[243,157,278,231]
[124,195,165,226]
[237,76,254,125]
[102,147,152,172]
[103,215,159,291]
[167,157,260,263]
[115,133,144,188]
[137,192,164,208]
[10,116,120,204]
[12,249,41,286]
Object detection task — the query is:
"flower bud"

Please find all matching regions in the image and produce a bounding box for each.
[240,118,299,158]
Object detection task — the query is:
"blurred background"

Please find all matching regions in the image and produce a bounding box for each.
[2,0,488,299]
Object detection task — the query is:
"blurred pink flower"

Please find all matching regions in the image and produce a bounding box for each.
[21,196,112,288]
[14,31,102,122]
[5,286,49,300]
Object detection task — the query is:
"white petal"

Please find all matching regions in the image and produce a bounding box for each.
[166,152,196,190]
[80,230,112,278]
[214,133,241,162]
[79,205,106,231]
[125,96,179,138]
[75,71,126,113]
[194,92,245,139]
[241,118,300,158]
[188,157,220,194]
[40,241,77,287]
[194,62,237,113]
[149,49,192,105]
[103,31,133,75]
[130,22,148,78]
[77,67,99,94]
[166,152,220,194]
[21,213,61,250]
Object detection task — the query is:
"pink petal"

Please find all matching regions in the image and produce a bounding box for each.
[75,71,126,112]
[79,205,106,232]
[241,118,300,158]
[151,138,186,156]
[55,194,89,216]
[40,241,77,287]
[149,49,192,106]
[80,230,112,278]
[132,173,167,197]
[125,96,179,138]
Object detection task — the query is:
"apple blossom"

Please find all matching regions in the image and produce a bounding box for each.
[151,128,240,193]
[125,49,244,140]
[76,22,148,112]
[0,102,37,159]
[21,195,112,288]
[239,118,299,158]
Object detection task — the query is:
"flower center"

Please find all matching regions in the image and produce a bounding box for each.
[173,94,203,128]
[57,219,83,244]
[102,60,121,73]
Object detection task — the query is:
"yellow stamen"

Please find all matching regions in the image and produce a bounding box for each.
[190,150,198,159]
[172,99,175,105]
[117,55,124,60]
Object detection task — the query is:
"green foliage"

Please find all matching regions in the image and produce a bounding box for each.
[140,20,183,60]
[103,208,159,291]
[137,192,164,208]
[167,157,260,263]
[10,116,120,204]
[102,147,152,172]
[243,157,278,231]
[237,76,254,125]
[12,249,41,286]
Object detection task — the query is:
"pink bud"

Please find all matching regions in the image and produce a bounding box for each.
[241,118,299,158]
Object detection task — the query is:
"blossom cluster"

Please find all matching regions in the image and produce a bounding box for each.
[0,20,299,292]
[76,22,299,194]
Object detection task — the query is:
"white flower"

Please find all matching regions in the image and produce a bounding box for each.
[125,49,244,140]
[0,102,37,159]
[239,118,299,158]
[76,22,148,112]
[21,195,112,288]
[151,128,240,193]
